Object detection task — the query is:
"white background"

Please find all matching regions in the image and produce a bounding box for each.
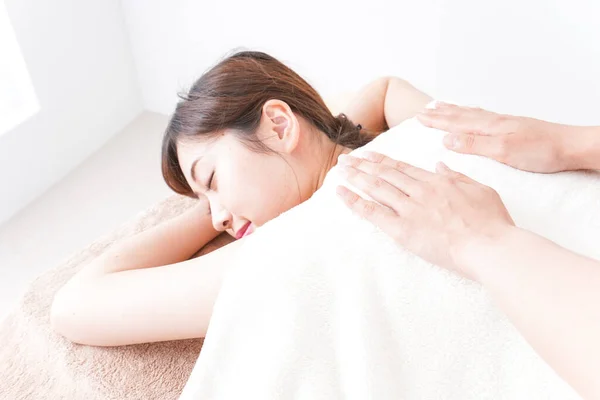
[121,0,600,124]
[1,0,141,225]
[2,0,600,224]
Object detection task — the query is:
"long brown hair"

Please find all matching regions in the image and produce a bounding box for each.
[161,50,372,198]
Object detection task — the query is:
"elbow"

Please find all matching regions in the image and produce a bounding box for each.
[378,75,408,87]
[50,288,79,344]
[50,282,121,348]
[380,76,419,98]
[50,287,98,346]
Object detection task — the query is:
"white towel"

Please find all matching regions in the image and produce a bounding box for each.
[179,105,599,399]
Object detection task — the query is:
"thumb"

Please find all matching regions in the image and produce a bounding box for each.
[443,133,504,158]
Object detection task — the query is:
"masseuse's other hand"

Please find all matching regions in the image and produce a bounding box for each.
[336,152,515,281]
[416,102,575,173]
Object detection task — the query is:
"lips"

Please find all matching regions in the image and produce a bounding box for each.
[235,222,252,240]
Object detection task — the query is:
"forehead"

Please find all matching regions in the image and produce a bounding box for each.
[176,137,217,179]
[176,132,243,180]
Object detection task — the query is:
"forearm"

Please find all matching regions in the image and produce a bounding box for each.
[342,77,389,133]
[383,77,432,129]
[564,125,600,170]
[343,77,432,134]
[76,197,220,280]
[101,198,220,273]
[463,227,600,400]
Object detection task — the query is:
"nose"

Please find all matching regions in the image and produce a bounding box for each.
[207,196,233,232]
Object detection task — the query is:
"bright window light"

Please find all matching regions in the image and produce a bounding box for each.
[0,1,39,135]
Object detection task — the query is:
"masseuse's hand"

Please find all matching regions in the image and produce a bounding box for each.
[416,102,579,173]
[338,153,600,400]
[336,152,515,281]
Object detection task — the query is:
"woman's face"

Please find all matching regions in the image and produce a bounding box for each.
[177,132,301,239]
[176,99,346,240]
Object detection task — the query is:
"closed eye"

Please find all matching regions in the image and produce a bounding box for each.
[206,171,215,190]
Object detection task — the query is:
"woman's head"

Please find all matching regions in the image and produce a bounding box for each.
[162,50,370,238]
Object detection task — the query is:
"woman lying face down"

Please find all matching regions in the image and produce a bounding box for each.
[162,51,373,239]
[49,50,431,349]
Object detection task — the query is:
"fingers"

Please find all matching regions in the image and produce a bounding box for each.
[337,163,410,214]
[353,151,436,182]
[416,107,474,134]
[433,102,484,113]
[443,133,508,161]
[336,185,403,237]
[417,103,498,136]
[338,154,423,197]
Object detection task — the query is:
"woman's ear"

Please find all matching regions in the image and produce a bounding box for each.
[259,99,300,154]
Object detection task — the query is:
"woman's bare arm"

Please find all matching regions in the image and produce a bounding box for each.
[50,196,235,346]
[342,76,432,133]
[67,196,220,284]
[51,237,245,346]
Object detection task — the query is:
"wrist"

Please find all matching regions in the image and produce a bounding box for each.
[561,126,600,170]
[183,198,220,242]
[453,224,521,283]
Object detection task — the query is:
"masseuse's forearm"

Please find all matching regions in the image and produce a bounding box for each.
[463,227,600,400]
[565,126,600,170]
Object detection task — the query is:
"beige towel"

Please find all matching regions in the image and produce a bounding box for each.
[0,193,230,400]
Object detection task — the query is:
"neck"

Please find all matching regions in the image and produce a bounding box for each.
[312,139,351,196]
[292,120,352,203]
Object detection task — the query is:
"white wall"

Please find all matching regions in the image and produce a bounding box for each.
[122,0,600,126]
[434,0,600,125]
[121,0,444,115]
[0,0,142,225]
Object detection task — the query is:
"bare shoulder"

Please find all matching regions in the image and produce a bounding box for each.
[51,234,243,347]
[384,76,433,127]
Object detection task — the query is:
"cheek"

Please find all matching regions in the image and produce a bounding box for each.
[255,166,301,223]
[234,158,297,225]
[215,155,275,218]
